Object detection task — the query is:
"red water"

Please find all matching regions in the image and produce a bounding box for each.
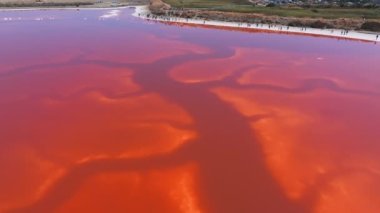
[1,8,380,213]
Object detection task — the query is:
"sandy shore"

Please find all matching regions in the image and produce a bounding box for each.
[133,6,380,43]
[0,6,128,11]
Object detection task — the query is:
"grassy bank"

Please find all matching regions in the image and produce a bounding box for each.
[163,0,380,20]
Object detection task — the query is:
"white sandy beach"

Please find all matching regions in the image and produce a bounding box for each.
[133,5,380,43]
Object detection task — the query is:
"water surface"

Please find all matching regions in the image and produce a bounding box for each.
[1,7,380,213]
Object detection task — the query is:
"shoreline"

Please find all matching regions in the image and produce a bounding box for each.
[0,4,379,43]
[134,6,379,43]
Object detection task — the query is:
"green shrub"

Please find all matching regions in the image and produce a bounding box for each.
[361,21,380,31]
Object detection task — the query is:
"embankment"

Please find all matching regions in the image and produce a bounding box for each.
[148,0,380,32]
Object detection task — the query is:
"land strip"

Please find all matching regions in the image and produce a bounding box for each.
[149,0,380,31]
[135,5,379,42]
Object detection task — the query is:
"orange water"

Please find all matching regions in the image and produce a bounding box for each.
[1,8,380,213]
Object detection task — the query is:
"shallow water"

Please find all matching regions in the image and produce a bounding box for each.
[0,7,380,213]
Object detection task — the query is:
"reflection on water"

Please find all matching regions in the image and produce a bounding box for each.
[0,7,380,213]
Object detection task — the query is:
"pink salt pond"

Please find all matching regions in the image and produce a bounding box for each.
[0,7,380,213]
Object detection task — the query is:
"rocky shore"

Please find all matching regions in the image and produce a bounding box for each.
[149,0,380,32]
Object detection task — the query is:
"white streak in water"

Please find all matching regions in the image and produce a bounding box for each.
[99,9,121,20]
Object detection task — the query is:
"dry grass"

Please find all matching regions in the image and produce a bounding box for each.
[163,0,380,20]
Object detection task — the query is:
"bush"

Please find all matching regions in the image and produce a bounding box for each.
[310,20,332,28]
[288,20,303,27]
[361,21,380,32]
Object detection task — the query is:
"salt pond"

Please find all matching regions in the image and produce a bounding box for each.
[0,7,380,213]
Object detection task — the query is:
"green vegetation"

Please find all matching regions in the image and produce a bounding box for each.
[162,0,380,19]
[163,0,249,8]
[217,6,380,19]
